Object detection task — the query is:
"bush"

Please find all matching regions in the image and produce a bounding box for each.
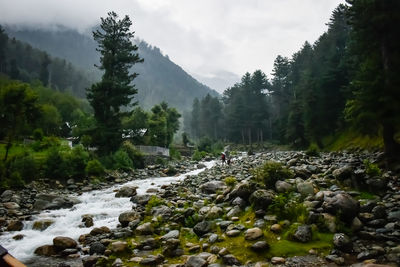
[252,161,294,187]
[113,149,133,171]
[268,193,308,223]
[363,159,381,177]
[10,153,37,182]
[31,136,61,151]
[67,145,89,179]
[192,150,206,161]
[169,145,181,160]
[44,148,71,179]
[197,137,213,153]
[306,143,320,157]
[85,159,105,176]
[121,141,144,169]
[224,176,237,186]
[145,195,165,213]
[33,128,44,141]
[8,171,25,189]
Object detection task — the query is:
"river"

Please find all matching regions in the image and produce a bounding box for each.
[0,160,216,266]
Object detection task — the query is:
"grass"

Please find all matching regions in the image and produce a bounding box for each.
[325,130,383,151]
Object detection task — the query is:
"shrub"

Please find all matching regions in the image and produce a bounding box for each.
[224,176,237,186]
[33,128,44,141]
[85,159,105,176]
[121,141,144,169]
[169,145,181,160]
[8,171,25,189]
[252,161,294,187]
[197,137,213,153]
[113,150,133,171]
[363,159,381,177]
[192,150,207,161]
[67,145,89,179]
[269,193,308,223]
[145,195,165,213]
[306,143,320,157]
[10,153,37,182]
[44,148,71,179]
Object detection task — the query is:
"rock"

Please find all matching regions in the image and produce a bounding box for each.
[7,220,24,231]
[115,186,137,198]
[118,210,140,227]
[193,221,212,236]
[371,205,386,219]
[33,194,80,211]
[12,234,24,240]
[325,255,345,265]
[151,205,172,220]
[275,181,293,193]
[229,181,255,201]
[90,242,106,255]
[160,230,180,241]
[82,255,99,267]
[209,234,219,243]
[82,215,94,227]
[322,193,360,222]
[226,205,242,218]
[271,257,286,264]
[293,225,312,243]
[32,219,54,231]
[1,190,14,202]
[185,255,207,267]
[206,206,223,219]
[53,236,77,250]
[140,255,163,265]
[112,258,123,267]
[90,226,110,236]
[222,254,241,266]
[270,224,282,233]
[296,182,314,196]
[351,217,363,232]
[388,210,400,222]
[34,245,56,256]
[200,181,227,194]
[333,233,352,252]
[231,197,246,208]
[250,241,269,252]
[226,230,241,237]
[3,202,20,209]
[332,165,352,180]
[111,241,128,253]
[130,194,152,205]
[245,227,263,240]
[249,190,275,210]
[136,222,154,235]
[162,238,180,256]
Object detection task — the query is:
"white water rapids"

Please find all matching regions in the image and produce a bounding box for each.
[0,160,216,264]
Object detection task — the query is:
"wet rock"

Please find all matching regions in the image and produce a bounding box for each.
[222,254,241,266]
[293,225,312,243]
[136,222,154,235]
[185,255,207,267]
[81,215,94,227]
[33,219,54,231]
[249,190,275,210]
[89,242,106,255]
[34,245,57,256]
[193,221,212,236]
[250,241,269,252]
[90,226,110,236]
[333,233,352,252]
[200,181,226,194]
[118,210,140,227]
[7,220,24,231]
[115,186,137,198]
[53,236,77,250]
[130,194,151,205]
[33,194,79,211]
[322,193,360,222]
[12,234,24,240]
[245,227,263,240]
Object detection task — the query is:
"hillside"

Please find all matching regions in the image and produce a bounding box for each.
[5,25,218,111]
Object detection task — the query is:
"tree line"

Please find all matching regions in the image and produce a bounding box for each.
[184,1,400,161]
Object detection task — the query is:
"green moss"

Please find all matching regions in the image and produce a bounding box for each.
[145,195,166,213]
[357,191,378,200]
[326,130,383,151]
[252,161,294,188]
[224,176,237,186]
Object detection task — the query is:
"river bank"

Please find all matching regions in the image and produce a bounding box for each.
[1,151,400,266]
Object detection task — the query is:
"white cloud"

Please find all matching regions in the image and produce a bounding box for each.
[0,0,344,90]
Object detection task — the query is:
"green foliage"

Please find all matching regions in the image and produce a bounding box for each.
[33,128,44,141]
[121,141,144,169]
[363,159,382,177]
[169,145,181,160]
[306,143,320,157]
[252,161,294,187]
[184,213,200,228]
[268,193,308,223]
[145,195,165,213]
[44,148,70,179]
[85,159,105,176]
[224,176,237,187]
[10,152,37,182]
[112,150,133,171]
[191,150,206,161]
[67,145,89,178]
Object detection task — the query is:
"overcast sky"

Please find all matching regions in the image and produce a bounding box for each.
[0,0,344,92]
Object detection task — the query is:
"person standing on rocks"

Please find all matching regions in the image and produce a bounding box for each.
[221,152,226,165]
[224,146,231,165]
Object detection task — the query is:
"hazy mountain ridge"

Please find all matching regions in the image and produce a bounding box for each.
[5,24,218,111]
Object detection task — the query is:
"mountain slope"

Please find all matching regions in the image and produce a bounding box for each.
[5,25,218,111]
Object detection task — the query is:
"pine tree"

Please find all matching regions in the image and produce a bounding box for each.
[87,12,143,154]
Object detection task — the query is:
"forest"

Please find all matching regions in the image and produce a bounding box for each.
[184,3,400,162]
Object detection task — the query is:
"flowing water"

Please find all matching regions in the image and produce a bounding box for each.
[0,160,215,265]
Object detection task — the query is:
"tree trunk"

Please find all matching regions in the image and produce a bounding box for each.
[382,121,400,160]
[248,128,252,146]
[241,129,245,145]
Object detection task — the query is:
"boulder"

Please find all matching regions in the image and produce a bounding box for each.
[293,225,312,243]
[33,194,80,211]
[275,181,293,193]
[136,222,154,235]
[250,241,269,252]
[53,236,77,250]
[89,242,106,255]
[130,194,152,206]
[90,226,110,236]
[185,255,207,267]
[3,202,20,209]
[322,193,360,222]
[160,230,180,241]
[82,215,94,227]
[206,206,223,219]
[1,190,14,202]
[333,233,352,252]
[82,256,99,267]
[193,221,212,236]
[115,186,137,198]
[296,182,314,196]
[245,227,263,240]
[249,190,274,210]
[332,165,353,180]
[111,241,128,253]
[200,181,227,194]
[7,220,23,231]
[34,245,56,256]
[118,210,140,227]
[151,205,172,220]
[222,254,241,266]
[226,206,242,219]
[32,219,54,231]
[229,181,255,201]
